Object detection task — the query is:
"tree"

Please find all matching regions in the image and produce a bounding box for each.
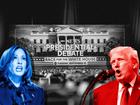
[104,37,120,55]
[16,38,34,56]
[104,37,121,69]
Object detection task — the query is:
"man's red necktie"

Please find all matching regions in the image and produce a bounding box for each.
[120,84,130,105]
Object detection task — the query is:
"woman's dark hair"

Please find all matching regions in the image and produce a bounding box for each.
[0,45,32,83]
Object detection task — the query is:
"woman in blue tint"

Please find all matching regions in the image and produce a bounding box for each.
[0,45,45,105]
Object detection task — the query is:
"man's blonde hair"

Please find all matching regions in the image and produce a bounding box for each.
[109,46,139,73]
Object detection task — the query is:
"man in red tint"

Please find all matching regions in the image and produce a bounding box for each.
[93,46,140,105]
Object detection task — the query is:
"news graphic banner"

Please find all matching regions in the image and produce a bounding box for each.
[10,25,125,66]
[45,57,96,65]
[32,56,107,66]
[44,44,95,56]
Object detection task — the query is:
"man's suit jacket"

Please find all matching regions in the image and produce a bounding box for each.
[93,76,140,105]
